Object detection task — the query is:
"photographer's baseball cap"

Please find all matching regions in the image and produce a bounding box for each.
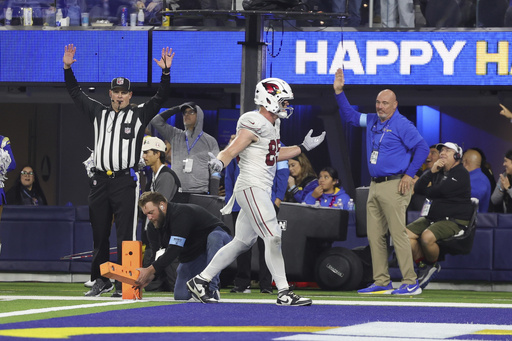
[179,102,197,113]
[111,77,131,91]
[142,136,166,152]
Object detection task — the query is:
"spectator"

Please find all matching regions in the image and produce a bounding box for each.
[141,136,182,291]
[149,102,221,200]
[135,0,163,25]
[304,166,351,208]
[135,191,231,301]
[142,136,183,203]
[199,0,234,26]
[408,145,440,211]
[187,77,325,306]
[333,0,362,27]
[334,68,429,296]
[381,0,415,27]
[499,103,512,120]
[63,44,173,297]
[491,149,512,213]
[285,153,318,203]
[407,142,473,289]
[225,135,289,294]
[6,166,47,206]
[0,135,15,254]
[462,149,491,212]
[477,0,508,27]
[0,136,16,208]
[470,147,498,211]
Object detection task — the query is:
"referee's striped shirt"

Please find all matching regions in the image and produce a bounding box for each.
[65,68,170,172]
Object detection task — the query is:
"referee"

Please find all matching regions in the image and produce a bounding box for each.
[63,44,174,297]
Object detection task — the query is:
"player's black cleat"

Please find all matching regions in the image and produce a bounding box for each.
[276,290,312,306]
[186,275,218,304]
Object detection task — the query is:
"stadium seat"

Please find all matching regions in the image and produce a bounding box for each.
[437,198,479,260]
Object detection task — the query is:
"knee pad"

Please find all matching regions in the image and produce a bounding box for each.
[264,235,282,249]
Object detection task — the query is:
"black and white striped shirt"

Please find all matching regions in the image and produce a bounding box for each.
[65,68,170,172]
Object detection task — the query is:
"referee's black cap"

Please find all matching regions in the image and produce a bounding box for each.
[111,77,131,91]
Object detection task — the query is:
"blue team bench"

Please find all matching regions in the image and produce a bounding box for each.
[0,205,140,274]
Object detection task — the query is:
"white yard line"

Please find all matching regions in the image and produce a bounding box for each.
[0,300,137,318]
[2,296,512,310]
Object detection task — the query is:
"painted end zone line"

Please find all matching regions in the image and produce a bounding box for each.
[0,300,137,318]
[2,296,512,310]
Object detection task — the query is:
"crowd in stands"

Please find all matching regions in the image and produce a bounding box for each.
[2,0,512,27]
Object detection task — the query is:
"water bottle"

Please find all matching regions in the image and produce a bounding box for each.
[120,6,127,26]
[5,7,12,25]
[336,198,343,209]
[56,8,63,26]
[347,198,355,211]
[23,7,33,26]
[137,8,144,26]
[162,10,170,27]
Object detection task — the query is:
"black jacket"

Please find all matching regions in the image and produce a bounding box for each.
[147,202,230,274]
[414,163,473,221]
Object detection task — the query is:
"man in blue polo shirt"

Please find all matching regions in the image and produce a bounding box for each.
[334,68,429,295]
[462,149,491,212]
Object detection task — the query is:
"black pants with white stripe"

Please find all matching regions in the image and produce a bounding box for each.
[88,173,138,282]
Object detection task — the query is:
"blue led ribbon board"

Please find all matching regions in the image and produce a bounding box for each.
[1,29,512,85]
[0,30,148,83]
[265,30,512,85]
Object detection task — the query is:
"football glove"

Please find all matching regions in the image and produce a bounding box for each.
[208,152,224,172]
[301,129,326,151]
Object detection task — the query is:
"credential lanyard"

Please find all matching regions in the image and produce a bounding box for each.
[186,131,203,155]
[371,120,390,151]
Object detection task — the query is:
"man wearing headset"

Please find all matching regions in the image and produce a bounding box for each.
[406,142,473,290]
[135,191,231,301]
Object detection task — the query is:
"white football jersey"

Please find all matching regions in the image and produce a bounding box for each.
[234,111,281,192]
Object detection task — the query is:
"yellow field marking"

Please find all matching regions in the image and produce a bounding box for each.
[0,326,334,339]
[476,329,512,335]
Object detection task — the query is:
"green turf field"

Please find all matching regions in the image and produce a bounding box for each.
[1,282,512,326]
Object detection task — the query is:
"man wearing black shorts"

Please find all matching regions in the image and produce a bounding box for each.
[407,142,473,290]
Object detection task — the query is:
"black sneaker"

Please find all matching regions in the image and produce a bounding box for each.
[111,289,122,298]
[186,275,217,304]
[276,290,312,306]
[416,262,430,282]
[230,285,251,293]
[210,289,220,302]
[260,288,273,294]
[84,279,113,297]
[417,262,441,289]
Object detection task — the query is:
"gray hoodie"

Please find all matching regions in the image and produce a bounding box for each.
[149,102,220,194]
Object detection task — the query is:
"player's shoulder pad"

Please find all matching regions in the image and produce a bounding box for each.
[238,111,268,135]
